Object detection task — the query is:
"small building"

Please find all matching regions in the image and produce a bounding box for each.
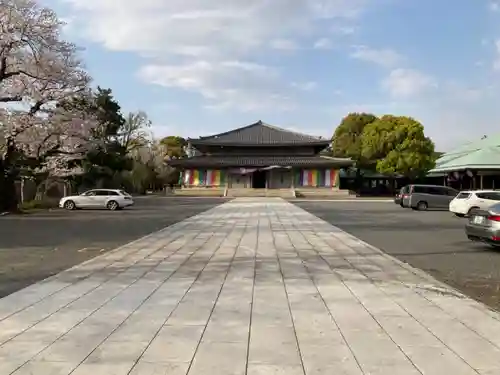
[428,135,500,190]
[168,121,353,195]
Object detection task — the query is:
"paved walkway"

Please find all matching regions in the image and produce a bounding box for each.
[1,198,500,375]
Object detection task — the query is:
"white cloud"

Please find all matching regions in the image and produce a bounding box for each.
[313,38,333,49]
[350,45,404,68]
[489,2,499,11]
[291,81,318,91]
[331,25,355,34]
[138,60,293,111]
[270,39,299,50]
[382,68,437,98]
[60,0,372,111]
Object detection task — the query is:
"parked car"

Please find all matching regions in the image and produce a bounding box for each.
[401,184,458,210]
[59,189,134,210]
[465,203,500,247]
[394,186,409,206]
[449,190,500,217]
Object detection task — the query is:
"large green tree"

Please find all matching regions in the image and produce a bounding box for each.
[331,112,378,166]
[62,87,133,189]
[361,115,436,178]
[159,136,186,159]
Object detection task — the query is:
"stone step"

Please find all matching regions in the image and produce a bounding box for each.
[294,188,350,198]
[227,189,293,198]
[174,188,224,197]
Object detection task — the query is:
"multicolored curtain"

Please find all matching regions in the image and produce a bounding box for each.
[184,169,226,186]
[296,169,338,187]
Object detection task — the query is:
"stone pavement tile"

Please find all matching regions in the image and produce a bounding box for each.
[426,325,500,373]
[419,294,500,348]
[402,345,477,375]
[188,341,247,375]
[10,360,75,375]
[202,322,249,343]
[299,341,362,375]
[209,305,251,327]
[376,315,477,374]
[343,281,409,317]
[14,314,83,344]
[141,325,204,363]
[250,324,297,346]
[0,282,72,321]
[325,301,382,332]
[106,311,169,343]
[248,339,301,366]
[303,364,362,375]
[128,361,189,375]
[0,339,47,363]
[375,315,445,349]
[84,340,149,364]
[35,337,103,363]
[341,328,421,375]
[166,300,215,326]
[246,364,304,375]
[70,363,135,375]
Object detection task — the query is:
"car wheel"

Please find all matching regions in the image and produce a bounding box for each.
[416,201,428,211]
[467,207,479,216]
[63,200,76,210]
[106,200,119,211]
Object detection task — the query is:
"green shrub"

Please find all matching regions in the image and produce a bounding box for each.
[20,198,59,211]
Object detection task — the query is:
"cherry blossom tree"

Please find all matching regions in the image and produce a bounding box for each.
[0,0,93,210]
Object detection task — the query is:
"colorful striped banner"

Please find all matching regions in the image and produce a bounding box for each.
[184,169,226,186]
[206,170,226,185]
[324,169,337,187]
[298,169,338,187]
[184,170,191,185]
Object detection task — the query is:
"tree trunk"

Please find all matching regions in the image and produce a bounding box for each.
[0,158,19,212]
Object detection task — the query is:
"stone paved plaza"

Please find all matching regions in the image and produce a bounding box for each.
[2,198,500,374]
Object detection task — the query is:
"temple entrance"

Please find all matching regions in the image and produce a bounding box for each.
[252,170,267,188]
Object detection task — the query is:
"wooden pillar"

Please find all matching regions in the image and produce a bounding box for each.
[20,177,24,203]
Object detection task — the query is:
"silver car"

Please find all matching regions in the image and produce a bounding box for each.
[465,203,500,247]
[394,186,409,207]
[402,184,458,210]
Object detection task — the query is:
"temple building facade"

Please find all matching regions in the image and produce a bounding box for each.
[168,121,353,196]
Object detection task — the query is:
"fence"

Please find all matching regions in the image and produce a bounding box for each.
[15,179,69,203]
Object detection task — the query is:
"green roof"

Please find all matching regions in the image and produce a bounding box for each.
[430,135,500,173]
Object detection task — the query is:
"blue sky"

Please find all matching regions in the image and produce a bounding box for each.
[44,0,500,150]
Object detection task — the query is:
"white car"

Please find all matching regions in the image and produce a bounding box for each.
[59,189,134,211]
[449,190,500,217]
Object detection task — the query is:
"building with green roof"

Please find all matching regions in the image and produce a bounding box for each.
[429,135,500,189]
